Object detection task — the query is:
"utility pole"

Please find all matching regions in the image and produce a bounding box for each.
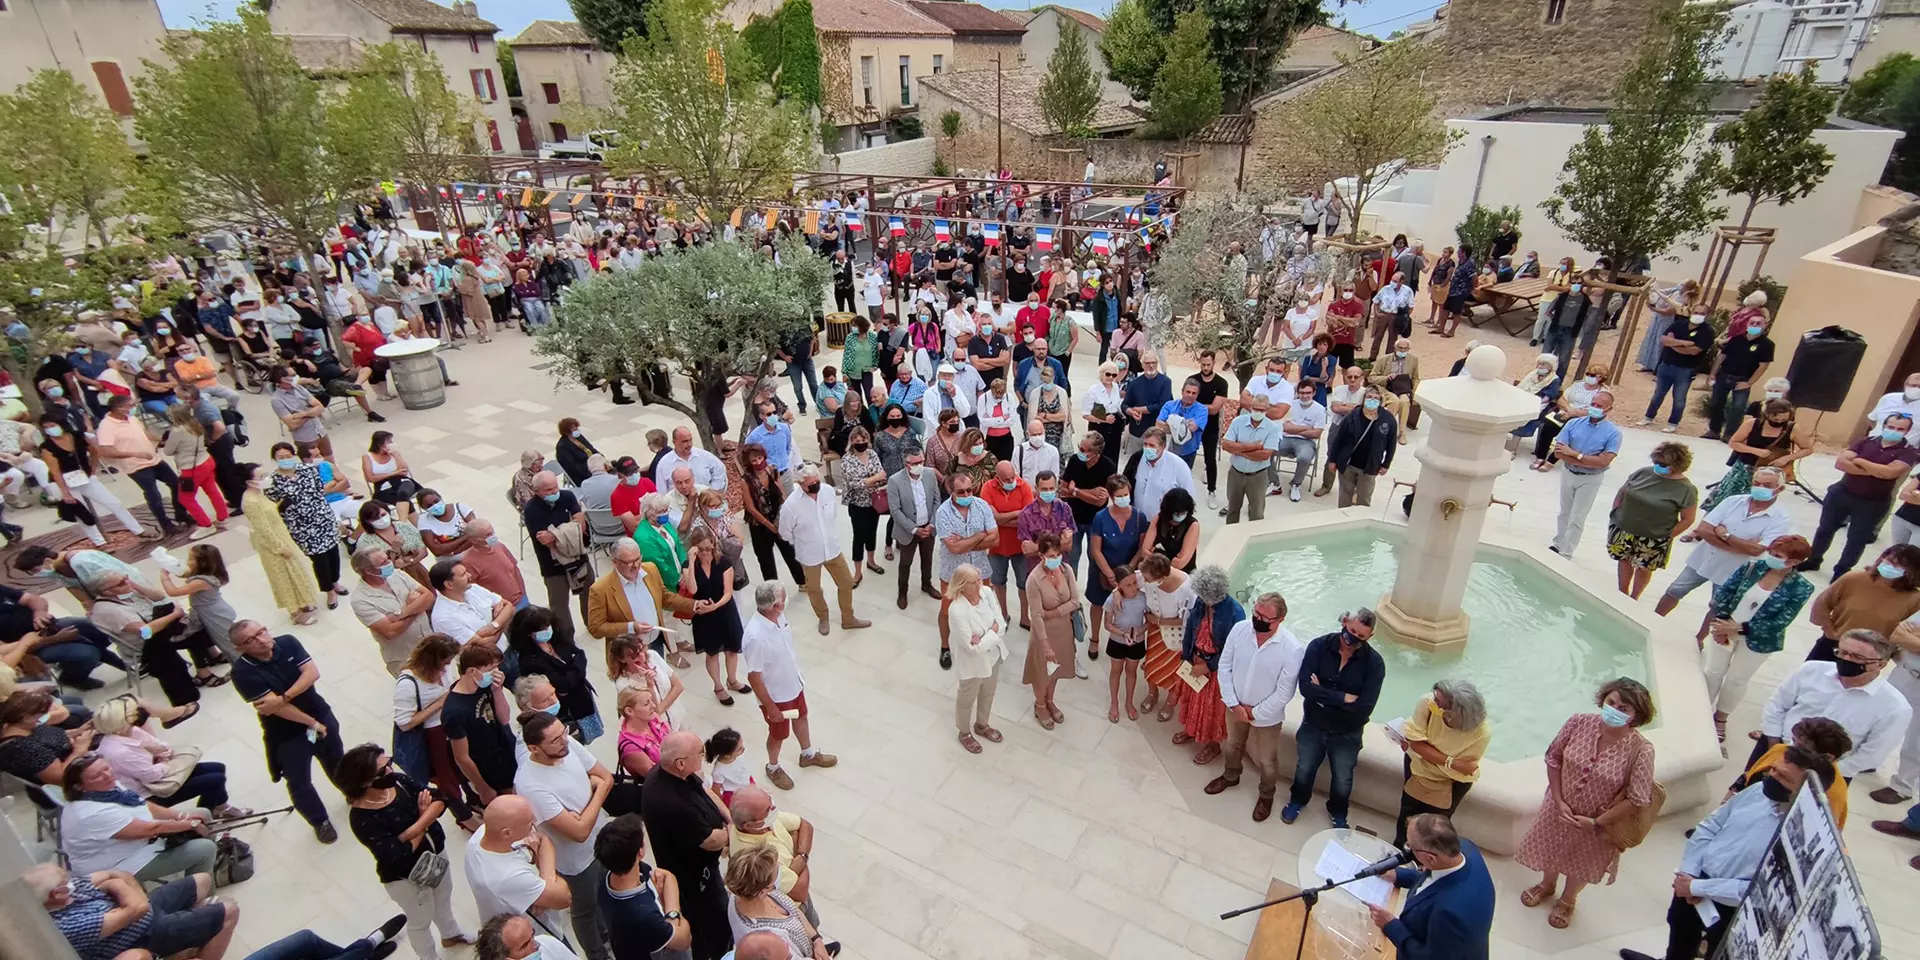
[993,53,1004,174]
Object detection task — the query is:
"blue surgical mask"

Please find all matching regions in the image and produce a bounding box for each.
[1172,512,1188,523]
[1761,554,1789,570]
[46,386,64,399]
[542,492,561,504]
[1879,562,1905,581]
[1143,447,1161,462]
[1587,406,1606,420]
[534,627,554,643]
[707,507,726,519]
[763,415,778,428]
[1749,486,1776,503]
[541,702,562,716]
[44,426,63,438]
[1746,324,1765,337]
[952,495,973,507]
[1599,704,1631,728]
[1363,398,1380,411]
[427,502,448,517]
[970,444,985,457]
[1883,428,1908,443]
[1652,464,1671,475]
[1044,556,1062,570]
[1266,373,1282,385]
[1076,451,1091,462]
[276,458,300,470]
[377,563,395,578]
[1038,490,1057,503]
[1112,495,1131,509]
[1249,412,1264,423]
[476,672,493,689]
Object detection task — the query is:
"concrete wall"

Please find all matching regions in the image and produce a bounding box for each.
[1017,8,1132,103]
[950,36,1021,73]
[1856,184,1918,229]
[0,0,171,114]
[842,34,953,114]
[514,44,615,144]
[1852,13,1920,79]
[265,0,390,42]
[1412,116,1901,284]
[827,136,937,176]
[1768,227,1920,441]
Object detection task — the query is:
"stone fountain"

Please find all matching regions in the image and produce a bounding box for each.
[1375,345,1542,652]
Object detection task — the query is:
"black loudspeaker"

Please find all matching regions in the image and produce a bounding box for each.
[1785,327,1868,414]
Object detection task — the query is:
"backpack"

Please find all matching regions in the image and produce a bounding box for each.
[214,834,255,886]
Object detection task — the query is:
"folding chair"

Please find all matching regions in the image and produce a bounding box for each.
[1,769,67,858]
[583,508,628,572]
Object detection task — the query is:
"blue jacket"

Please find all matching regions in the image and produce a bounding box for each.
[1179,596,1244,670]
[1386,839,1494,960]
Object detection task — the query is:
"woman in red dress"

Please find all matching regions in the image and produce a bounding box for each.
[1171,565,1242,764]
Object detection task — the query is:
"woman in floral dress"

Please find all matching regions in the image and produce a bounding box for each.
[240,463,322,625]
[1514,677,1658,930]
[264,442,348,610]
[1173,566,1242,765]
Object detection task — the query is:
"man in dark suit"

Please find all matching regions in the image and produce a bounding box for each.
[1369,813,1494,960]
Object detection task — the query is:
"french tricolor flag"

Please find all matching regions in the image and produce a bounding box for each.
[934,220,951,242]
[843,211,862,232]
[982,222,1000,246]
[1138,228,1152,250]
[1091,231,1112,256]
[1126,206,1140,225]
[1034,227,1054,252]
[889,216,905,236]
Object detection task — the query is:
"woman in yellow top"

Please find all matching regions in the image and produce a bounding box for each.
[1392,678,1492,848]
[240,462,323,626]
[1734,717,1852,828]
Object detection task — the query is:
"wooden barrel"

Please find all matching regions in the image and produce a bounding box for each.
[825,311,854,349]
[376,339,446,410]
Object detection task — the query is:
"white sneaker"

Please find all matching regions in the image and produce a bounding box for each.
[1289,485,1302,502]
[1206,490,1220,510]
[1633,418,1654,427]
[188,526,219,541]
[1661,424,1678,433]
[1074,658,1089,679]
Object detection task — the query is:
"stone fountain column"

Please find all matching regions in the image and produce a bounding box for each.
[1376,345,1542,653]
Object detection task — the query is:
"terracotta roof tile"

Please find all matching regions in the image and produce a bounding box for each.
[905,1,1027,34]
[811,0,953,35]
[1045,4,1105,32]
[998,8,1038,24]
[921,67,1139,135]
[510,20,594,46]
[349,0,497,34]
[1192,112,1252,144]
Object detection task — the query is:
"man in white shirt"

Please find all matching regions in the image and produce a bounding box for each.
[1316,366,1367,497]
[466,796,574,947]
[926,362,975,421]
[1014,419,1061,484]
[1655,468,1793,616]
[1245,356,1296,495]
[514,713,615,960]
[1868,371,1920,446]
[429,559,512,647]
[1758,629,1911,779]
[1370,272,1416,362]
[861,263,885,324]
[651,427,728,490]
[1277,381,1330,502]
[1209,592,1304,821]
[663,466,708,529]
[777,463,872,636]
[742,582,838,791]
[1132,425,1196,519]
[574,454,619,513]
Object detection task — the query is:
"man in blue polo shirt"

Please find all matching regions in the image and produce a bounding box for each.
[1550,391,1622,556]
[1158,377,1211,465]
[744,400,795,473]
[1223,393,1283,524]
[230,620,346,844]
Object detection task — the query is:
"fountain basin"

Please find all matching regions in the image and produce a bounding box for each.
[1201,509,1724,853]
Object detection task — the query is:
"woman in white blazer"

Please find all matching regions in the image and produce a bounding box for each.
[945,564,1009,754]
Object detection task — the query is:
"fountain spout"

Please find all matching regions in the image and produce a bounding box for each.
[1439,498,1461,521]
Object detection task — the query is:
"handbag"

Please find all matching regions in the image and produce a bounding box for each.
[870,475,890,515]
[390,676,432,782]
[145,744,206,797]
[214,834,255,886]
[408,849,450,888]
[1070,608,1088,645]
[606,740,646,818]
[1605,779,1666,851]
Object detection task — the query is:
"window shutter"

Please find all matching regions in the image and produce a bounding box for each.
[91,61,135,117]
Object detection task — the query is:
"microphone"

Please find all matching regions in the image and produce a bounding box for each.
[1352,849,1414,880]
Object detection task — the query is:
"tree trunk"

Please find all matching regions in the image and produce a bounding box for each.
[1738,196,1759,231]
[634,369,716,454]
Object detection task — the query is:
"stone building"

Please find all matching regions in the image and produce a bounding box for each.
[264,0,516,153]
[509,19,615,147]
[1009,5,1132,104]
[0,0,171,122]
[905,1,1024,71]
[1249,0,1678,190]
[918,67,1140,177]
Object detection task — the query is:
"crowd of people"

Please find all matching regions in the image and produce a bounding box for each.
[6,185,1920,960]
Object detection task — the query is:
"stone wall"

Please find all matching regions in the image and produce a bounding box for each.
[1085,138,1243,191]
[827,136,938,177]
[950,36,1021,72]
[920,85,1055,175]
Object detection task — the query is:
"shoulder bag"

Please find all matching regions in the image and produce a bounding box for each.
[1604,741,1666,850]
[145,743,206,798]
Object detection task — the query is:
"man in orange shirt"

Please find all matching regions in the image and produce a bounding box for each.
[94,395,184,538]
[166,341,242,407]
[981,459,1035,628]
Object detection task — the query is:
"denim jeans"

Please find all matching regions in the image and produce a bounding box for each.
[130,462,188,532]
[34,617,126,683]
[1287,722,1364,818]
[1904,800,1920,832]
[1806,483,1895,577]
[520,297,553,328]
[1705,375,1751,440]
[245,929,374,960]
[1644,362,1695,424]
[786,356,819,414]
[153,761,230,810]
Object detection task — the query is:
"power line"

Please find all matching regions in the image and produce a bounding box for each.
[1342,1,1448,35]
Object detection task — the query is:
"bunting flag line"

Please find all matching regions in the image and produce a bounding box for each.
[730,207,744,229]
[520,188,535,206]
[889,216,905,237]
[1138,227,1152,250]
[1091,231,1111,256]
[1034,227,1054,252]
[982,222,1000,247]
[934,220,951,242]
[803,209,819,234]
[843,211,863,233]
[1126,206,1140,225]
[764,209,778,232]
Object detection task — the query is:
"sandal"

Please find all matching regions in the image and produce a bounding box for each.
[326,595,339,610]
[866,560,886,574]
[1713,712,1728,743]
[1127,702,1139,721]
[714,688,735,706]
[1192,743,1221,765]
[731,682,752,694]
[1034,704,1055,730]
[959,733,983,754]
[161,702,201,729]
[194,672,232,688]
[1548,899,1576,929]
[1048,703,1065,724]
[293,609,319,626]
[1109,705,1120,724]
[973,723,1003,743]
[1172,731,1195,745]
[1520,882,1555,908]
[1157,702,1178,722]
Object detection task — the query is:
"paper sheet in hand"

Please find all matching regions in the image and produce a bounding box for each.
[1383,718,1408,745]
[1313,841,1394,908]
[1177,661,1209,691]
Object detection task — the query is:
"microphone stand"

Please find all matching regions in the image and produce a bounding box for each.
[1219,862,1408,960]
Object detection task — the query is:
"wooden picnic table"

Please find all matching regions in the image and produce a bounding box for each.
[1469,277,1552,336]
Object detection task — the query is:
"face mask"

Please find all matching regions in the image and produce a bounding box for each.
[1395,351,1408,359]
[541,702,562,716]
[908,465,924,478]
[1878,562,1904,581]
[1883,428,1908,443]
[1652,464,1671,476]
[970,444,985,457]
[1113,495,1131,509]
[1583,376,1599,387]
[1251,616,1274,633]
[534,627,554,643]
[427,502,448,518]
[1835,657,1870,679]
[946,423,961,434]
[156,326,171,335]
[44,426,63,438]
[622,474,642,486]
[1536,367,1552,378]
[1599,704,1631,727]
[370,516,392,529]
[1761,554,1789,569]
[1570,283,1582,294]
[1587,406,1606,420]
[1000,480,1017,491]
[1144,447,1162,463]
[1044,556,1062,570]
[570,430,583,439]
[542,492,561,504]
[803,482,821,495]
[1761,778,1792,803]
[1038,490,1057,503]
[1749,486,1777,503]
[763,415,778,428]
[476,672,493,689]
[1339,629,1366,647]
[1690,314,1707,325]
[1361,397,1382,412]
[46,386,64,399]
[1906,387,1920,401]
[1765,390,1785,401]
[369,772,398,789]
[276,458,300,470]
[1267,373,1283,385]
[1745,324,1766,338]
[377,562,395,578]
